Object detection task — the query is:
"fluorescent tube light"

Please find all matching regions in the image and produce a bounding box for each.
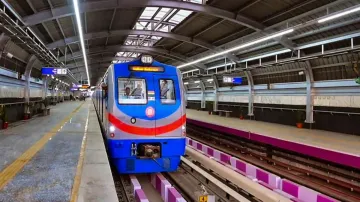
[208,62,236,70]
[73,0,90,85]
[207,79,214,82]
[184,82,189,85]
[318,6,360,23]
[177,29,294,68]
[240,49,291,62]
[181,69,199,74]
[194,81,200,83]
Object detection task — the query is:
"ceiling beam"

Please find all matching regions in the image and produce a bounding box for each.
[58,45,207,69]
[46,29,215,50]
[66,57,135,68]
[22,0,265,31]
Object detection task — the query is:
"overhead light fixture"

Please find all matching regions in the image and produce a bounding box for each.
[73,0,90,86]
[318,6,360,23]
[184,82,189,85]
[207,78,214,82]
[182,69,200,74]
[240,49,291,62]
[194,81,200,83]
[208,62,236,70]
[177,29,294,69]
[6,52,13,58]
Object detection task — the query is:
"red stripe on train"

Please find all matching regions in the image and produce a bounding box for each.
[108,113,186,136]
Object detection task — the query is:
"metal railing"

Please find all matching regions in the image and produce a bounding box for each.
[186,101,360,116]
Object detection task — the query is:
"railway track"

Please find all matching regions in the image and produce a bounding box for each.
[165,155,252,202]
[111,154,261,202]
[187,123,360,202]
[111,166,132,202]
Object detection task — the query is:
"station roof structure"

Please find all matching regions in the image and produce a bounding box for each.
[1,0,360,85]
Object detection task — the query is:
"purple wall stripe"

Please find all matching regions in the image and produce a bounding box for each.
[155,175,162,193]
[207,147,214,156]
[220,153,230,163]
[317,195,337,202]
[168,187,182,202]
[197,143,202,150]
[135,189,147,201]
[236,160,246,172]
[282,180,299,197]
[256,169,269,184]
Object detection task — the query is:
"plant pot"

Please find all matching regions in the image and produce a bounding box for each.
[24,113,30,120]
[3,122,8,129]
[296,122,303,128]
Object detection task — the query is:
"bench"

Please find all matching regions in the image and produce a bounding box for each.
[213,110,232,117]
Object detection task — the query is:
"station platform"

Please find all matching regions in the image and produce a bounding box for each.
[0,100,118,202]
[186,109,360,169]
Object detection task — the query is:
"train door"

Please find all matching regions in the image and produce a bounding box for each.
[153,75,180,137]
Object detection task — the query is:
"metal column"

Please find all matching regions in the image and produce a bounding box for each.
[300,51,315,124]
[212,75,219,111]
[23,55,37,103]
[0,33,10,60]
[42,76,50,99]
[199,80,206,109]
[304,63,314,123]
[245,71,254,116]
[184,83,188,107]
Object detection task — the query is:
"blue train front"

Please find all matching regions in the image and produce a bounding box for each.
[93,55,186,174]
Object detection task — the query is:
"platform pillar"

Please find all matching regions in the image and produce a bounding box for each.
[23,55,38,120]
[245,71,254,117]
[184,83,188,107]
[212,75,219,111]
[0,33,10,61]
[300,51,315,124]
[199,80,206,109]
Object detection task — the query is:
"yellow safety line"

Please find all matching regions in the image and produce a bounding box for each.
[70,107,90,202]
[0,102,85,190]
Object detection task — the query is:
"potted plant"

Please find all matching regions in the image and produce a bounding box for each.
[239,108,244,120]
[296,110,305,128]
[356,77,360,84]
[0,106,8,129]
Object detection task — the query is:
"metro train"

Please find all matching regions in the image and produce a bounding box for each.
[93,55,186,174]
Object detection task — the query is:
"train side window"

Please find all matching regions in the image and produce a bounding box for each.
[159,79,175,104]
[118,78,147,104]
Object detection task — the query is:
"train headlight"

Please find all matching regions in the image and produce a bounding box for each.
[109,125,115,132]
[182,125,186,136]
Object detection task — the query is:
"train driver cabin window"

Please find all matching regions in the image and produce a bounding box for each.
[160,79,175,104]
[118,78,147,104]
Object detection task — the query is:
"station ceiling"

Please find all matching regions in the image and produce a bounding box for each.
[2,0,360,85]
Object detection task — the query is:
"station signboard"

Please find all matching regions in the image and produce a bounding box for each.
[223,76,242,84]
[41,67,67,75]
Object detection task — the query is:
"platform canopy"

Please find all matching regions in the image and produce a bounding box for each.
[0,0,360,85]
